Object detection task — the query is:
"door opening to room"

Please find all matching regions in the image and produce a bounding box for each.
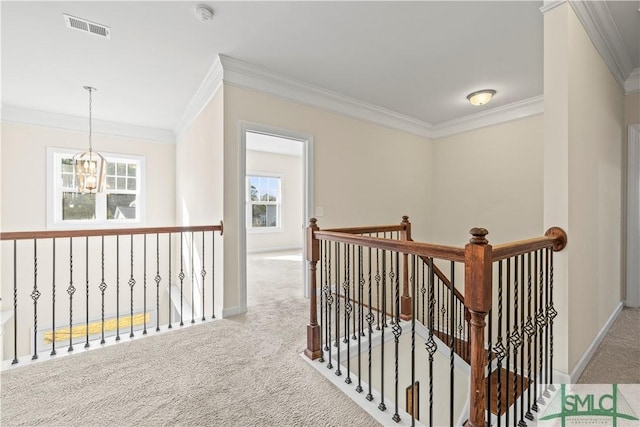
[240,126,313,310]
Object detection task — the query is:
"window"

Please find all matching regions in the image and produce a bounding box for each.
[48,148,145,227]
[247,175,281,230]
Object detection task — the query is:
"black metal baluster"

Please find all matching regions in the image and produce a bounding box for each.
[389,251,396,326]
[519,254,526,427]
[31,239,41,359]
[168,234,172,329]
[143,235,147,334]
[191,231,195,324]
[512,256,520,427]
[201,232,206,321]
[449,261,455,427]
[179,233,184,326]
[531,251,539,413]
[536,249,546,406]
[100,236,107,344]
[525,253,535,421]
[543,249,550,398]
[411,255,417,427]
[375,243,381,330]
[155,234,161,332]
[548,249,556,392]
[335,242,342,377]
[495,261,506,427]
[68,237,76,351]
[51,238,57,356]
[344,244,352,384]
[421,262,426,325]
[323,241,329,352]
[392,251,401,423]
[505,258,511,426]
[211,230,215,319]
[326,241,333,370]
[366,246,374,402]
[378,249,387,412]
[487,305,493,426]
[356,246,363,393]
[129,234,136,338]
[116,235,120,341]
[352,245,357,341]
[85,237,90,348]
[318,242,324,364]
[426,257,437,427]
[12,240,18,364]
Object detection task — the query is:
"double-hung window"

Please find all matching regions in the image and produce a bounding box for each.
[48,148,145,228]
[246,175,281,230]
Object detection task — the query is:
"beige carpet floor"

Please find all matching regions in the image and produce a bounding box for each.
[577,307,640,384]
[0,250,379,427]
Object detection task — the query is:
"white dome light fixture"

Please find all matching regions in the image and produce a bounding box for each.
[194,5,214,22]
[467,89,496,106]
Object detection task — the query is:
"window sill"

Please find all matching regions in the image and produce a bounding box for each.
[247,227,283,234]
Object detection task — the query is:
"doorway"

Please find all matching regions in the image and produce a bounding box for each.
[238,122,314,311]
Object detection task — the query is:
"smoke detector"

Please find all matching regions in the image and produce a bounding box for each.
[63,14,110,39]
[195,5,214,22]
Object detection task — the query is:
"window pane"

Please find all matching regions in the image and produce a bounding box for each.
[252,204,266,227]
[127,177,137,191]
[117,177,126,190]
[117,163,126,176]
[107,194,137,220]
[62,192,95,220]
[127,163,137,177]
[106,162,116,175]
[265,205,278,227]
[106,177,116,190]
[61,158,74,173]
[62,173,74,188]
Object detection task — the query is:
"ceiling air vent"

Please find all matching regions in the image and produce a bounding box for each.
[63,14,110,39]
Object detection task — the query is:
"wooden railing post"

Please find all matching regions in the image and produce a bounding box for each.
[465,227,493,427]
[305,218,322,360]
[400,215,412,320]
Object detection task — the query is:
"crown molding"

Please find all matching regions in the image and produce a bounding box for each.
[540,1,566,14]
[218,54,434,138]
[624,68,640,95]
[1,105,176,144]
[430,96,544,139]
[173,55,224,142]
[568,1,635,94]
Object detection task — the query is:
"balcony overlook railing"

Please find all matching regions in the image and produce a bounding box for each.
[304,217,567,427]
[0,223,223,367]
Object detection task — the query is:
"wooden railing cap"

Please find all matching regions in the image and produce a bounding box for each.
[545,226,567,251]
[469,227,489,245]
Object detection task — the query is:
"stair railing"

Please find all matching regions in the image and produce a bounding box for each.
[0,223,223,366]
[304,217,567,427]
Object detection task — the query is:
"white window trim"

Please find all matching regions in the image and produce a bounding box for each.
[46,147,146,229]
[246,173,282,233]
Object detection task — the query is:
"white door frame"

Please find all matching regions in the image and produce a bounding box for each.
[238,121,314,312]
[626,124,640,307]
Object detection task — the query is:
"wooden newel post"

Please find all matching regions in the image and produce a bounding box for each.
[305,218,322,360]
[465,227,493,427]
[400,215,412,320]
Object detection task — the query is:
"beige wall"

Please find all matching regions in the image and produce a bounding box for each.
[246,150,303,252]
[625,93,640,126]
[1,123,176,230]
[175,89,225,317]
[222,84,432,312]
[430,115,544,247]
[544,3,624,377]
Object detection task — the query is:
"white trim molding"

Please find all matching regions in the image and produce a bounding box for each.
[430,96,544,139]
[568,302,623,383]
[624,68,640,95]
[1,105,175,144]
[567,1,636,95]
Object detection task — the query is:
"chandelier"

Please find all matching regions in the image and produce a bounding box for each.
[73,86,106,193]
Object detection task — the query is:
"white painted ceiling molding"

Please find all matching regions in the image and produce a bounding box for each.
[1,105,176,144]
[430,96,544,139]
[625,69,640,95]
[557,0,636,95]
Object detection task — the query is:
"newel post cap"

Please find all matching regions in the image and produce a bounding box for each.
[469,227,489,245]
[308,218,318,228]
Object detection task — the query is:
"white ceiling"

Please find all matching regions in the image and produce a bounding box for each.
[1,1,639,140]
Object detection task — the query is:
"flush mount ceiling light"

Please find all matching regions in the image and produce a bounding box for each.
[194,5,214,21]
[467,89,496,106]
[73,86,106,194]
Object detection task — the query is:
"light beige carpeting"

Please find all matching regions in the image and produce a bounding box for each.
[0,250,379,427]
[577,307,640,384]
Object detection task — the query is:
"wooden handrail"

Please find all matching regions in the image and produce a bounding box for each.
[0,222,224,241]
[314,231,466,262]
[324,224,406,235]
[491,227,567,262]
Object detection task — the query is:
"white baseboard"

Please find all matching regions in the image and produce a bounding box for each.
[568,301,623,383]
[247,246,302,254]
[221,305,246,318]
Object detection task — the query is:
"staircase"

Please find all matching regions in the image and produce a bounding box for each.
[304,216,567,426]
